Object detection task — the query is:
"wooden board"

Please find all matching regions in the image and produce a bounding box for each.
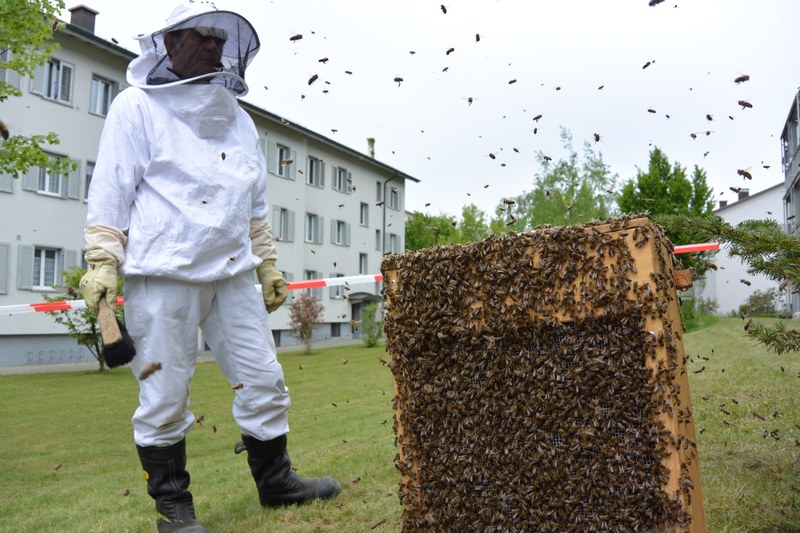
[382,216,706,532]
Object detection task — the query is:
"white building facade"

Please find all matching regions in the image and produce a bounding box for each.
[695,185,784,315]
[0,7,417,366]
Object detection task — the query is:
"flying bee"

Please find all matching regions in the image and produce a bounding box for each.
[508,79,517,84]
[648,0,665,5]
[281,158,294,165]
[738,99,753,109]
[220,152,226,160]
[393,76,404,86]
[706,113,714,121]
[593,133,601,143]
[232,382,244,391]
[532,114,543,122]
[1,121,10,140]
[737,168,752,180]
[289,34,303,42]
[139,362,162,380]
[647,108,656,113]
[740,279,752,286]
[475,33,480,42]
[734,74,750,84]
[307,74,318,85]
[440,4,447,13]
[642,60,653,69]
[446,47,455,55]
[318,57,329,64]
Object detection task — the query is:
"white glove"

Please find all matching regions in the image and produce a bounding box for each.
[79,260,118,315]
[257,260,288,313]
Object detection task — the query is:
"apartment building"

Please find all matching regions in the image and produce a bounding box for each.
[0,7,417,366]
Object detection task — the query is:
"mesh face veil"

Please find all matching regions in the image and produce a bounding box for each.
[129,2,260,96]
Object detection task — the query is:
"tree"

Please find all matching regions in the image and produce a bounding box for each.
[665,215,800,354]
[288,293,324,354]
[358,302,383,347]
[1,0,74,178]
[44,265,125,372]
[618,147,715,275]
[495,128,618,232]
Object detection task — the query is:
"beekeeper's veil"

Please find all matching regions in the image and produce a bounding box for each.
[127,1,259,96]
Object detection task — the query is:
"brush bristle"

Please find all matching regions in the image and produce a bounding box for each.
[103,318,137,369]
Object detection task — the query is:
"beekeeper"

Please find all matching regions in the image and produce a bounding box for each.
[79,3,340,531]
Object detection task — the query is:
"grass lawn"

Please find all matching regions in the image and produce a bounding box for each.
[0,318,798,532]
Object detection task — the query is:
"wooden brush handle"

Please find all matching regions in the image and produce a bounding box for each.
[97,297,123,346]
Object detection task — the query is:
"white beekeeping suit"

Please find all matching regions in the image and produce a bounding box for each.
[79,3,338,531]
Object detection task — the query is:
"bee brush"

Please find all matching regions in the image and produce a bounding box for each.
[97,297,136,368]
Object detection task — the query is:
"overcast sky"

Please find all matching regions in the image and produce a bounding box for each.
[62,0,800,218]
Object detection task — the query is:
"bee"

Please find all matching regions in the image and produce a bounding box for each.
[446,47,455,55]
[706,114,713,121]
[212,425,217,433]
[342,359,349,365]
[440,4,447,13]
[692,366,705,374]
[593,133,601,143]
[344,70,353,75]
[508,79,517,84]
[289,34,303,42]
[318,57,329,64]
[488,153,496,159]
[734,74,750,84]
[220,152,226,160]
[308,74,318,85]
[281,158,294,165]
[123,488,130,496]
[737,169,752,180]
[393,76,403,86]
[0,121,9,140]
[648,0,665,5]
[475,33,480,42]
[730,186,742,194]
[647,108,657,114]
[532,114,543,122]
[376,200,385,207]
[196,415,205,426]
[642,60,653,69]
[139,362,162,380]
[738,99,753,109]
[704,261,718,271]
[232,382,244,391]
[740,279,752,286]
[597,84,604,90]
[332,402,338,407]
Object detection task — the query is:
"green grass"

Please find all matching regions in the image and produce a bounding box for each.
[0,319,798,532]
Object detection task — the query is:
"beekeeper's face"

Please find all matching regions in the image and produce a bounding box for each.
[163,28,226,80]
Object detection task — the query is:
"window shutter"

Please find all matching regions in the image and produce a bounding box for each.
[0,243,9,294]
[17,244,33,290]
[284,271,294,282]
[316,216,324,244]
[272,205,282,235]
[330,221,336,244]
[267,140,278,174]
[64,249,78,269]
[290,149,297,179]
[22,166,38,191]
[58,61,74,104]
[29,63,44,95]
[0,174,13,193]
[345,223,351,247]
[313,271,322,300]
[287,210,295,242]
[319,161,325,187]
[259,137,267,165]
[347,171,353,193]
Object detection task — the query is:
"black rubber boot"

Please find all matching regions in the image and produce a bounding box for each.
[136,440,209,533]
[241,433,341,507]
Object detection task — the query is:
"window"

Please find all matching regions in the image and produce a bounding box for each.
[376,180,383,201]
[0,243,9,295]
[33,247,58,288]
[304,213,323,244]
[267,140,295,179]
[272,206,295,242]
[17,245,78,290]
[89,76,117,116]
[360,202,369,226]
[84,162,95,201]
[307,156,324,187]
[332,166,351,193]
[389,233,401,253]
[304,270,322,300]
[0,49,21,93]
[30,57,74,104]
[22,153,79,199]
[359,253,368,275]
[375,229,382,251]
[389,186,400,210]
[331,220,350,247]
[330,273,345,299]
[331,323,341,337]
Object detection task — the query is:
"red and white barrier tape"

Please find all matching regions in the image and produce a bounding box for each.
[0,242,720,316]
[0,274,385,316]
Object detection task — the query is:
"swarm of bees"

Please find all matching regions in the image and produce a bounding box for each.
[382,215,699,531]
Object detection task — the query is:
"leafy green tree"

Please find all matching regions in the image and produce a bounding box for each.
[359,302,383,348]
[44,265,125,373]
[618,147,715,275]
[665,215,800,354]
[405,211,457,251]
[454,204,491,244]
[1,0,74,178]
[494,128,618,232]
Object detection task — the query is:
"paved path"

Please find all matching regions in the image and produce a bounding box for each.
[0,338,365,375]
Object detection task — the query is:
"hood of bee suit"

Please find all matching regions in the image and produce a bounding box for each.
[126,1,259,96]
